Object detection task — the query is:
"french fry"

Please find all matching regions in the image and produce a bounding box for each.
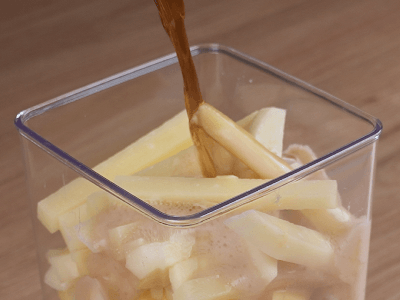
[284,144,353,234]
[192,103,291,179]
[38,110,192,233]
[136,109,260,178]
[224,210,334,270]
[114,175,338,211]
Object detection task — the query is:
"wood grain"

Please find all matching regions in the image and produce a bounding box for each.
[1,0,399,299]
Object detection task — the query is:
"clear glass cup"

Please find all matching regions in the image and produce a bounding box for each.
[15,44,382,300]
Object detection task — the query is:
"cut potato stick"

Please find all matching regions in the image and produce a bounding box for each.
[245,241,278,286]
[263,262,339,295]
[70,248,91,276]
[169,257,199,292]
[136,109,260,178]
[94,110,192,178]
[49,252,81,283]
[284,144,353,234]
[38,178,99,234]
[333,218,371,289]
[58,203,92,252]
[136,146,203,178]
[114,175,338,210]
[248,107,286,157]
[225,210,334,270]
[117,175,262,208]
[302,208,352,235]
[58,192,113,252]
[125,234,195,280]
[192,103,291,179]
[37,110,192,233]
[284,144,329,180]
[44,266,72,292]
[232,107,286,178]
[108,222,140,260]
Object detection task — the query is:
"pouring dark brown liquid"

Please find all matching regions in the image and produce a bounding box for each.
[154,0,216,177]
[154,0,292,179]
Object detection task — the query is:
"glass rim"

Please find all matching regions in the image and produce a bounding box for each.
[14,43,383,227]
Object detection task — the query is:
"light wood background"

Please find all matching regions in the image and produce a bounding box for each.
[1,0,400,299]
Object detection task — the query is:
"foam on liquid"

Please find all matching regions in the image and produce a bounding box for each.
[83,202,371,300]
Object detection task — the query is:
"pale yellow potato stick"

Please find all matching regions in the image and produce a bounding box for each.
[136,143,202,178]
[94,110,192,178]
[248,107,286,157]
[47,251,80,285]
[108,222,140,260]
[232,107,286,178]
[235,109,260,130]
[192,103,291,179]
[38,178,99,234]
[136,110,259,178]
[169,257,199,292]
[70,248,91,276]
[301,207,352,235]
[38,110,192,233]
[284,144,329,180]
[58,203,91,252]
[225,210,334,270]
[57,192,111,252]
[284,144,318,165]
[45,266,71,292]
[125,234,195,280]
[114,175,338,210]
[245,241,278,285]
[114,175,264,208]
[284,144,353,234]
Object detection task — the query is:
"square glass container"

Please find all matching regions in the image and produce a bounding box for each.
[15,44,382,300]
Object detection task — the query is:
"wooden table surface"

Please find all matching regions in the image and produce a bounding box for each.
[1,0,399,299]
